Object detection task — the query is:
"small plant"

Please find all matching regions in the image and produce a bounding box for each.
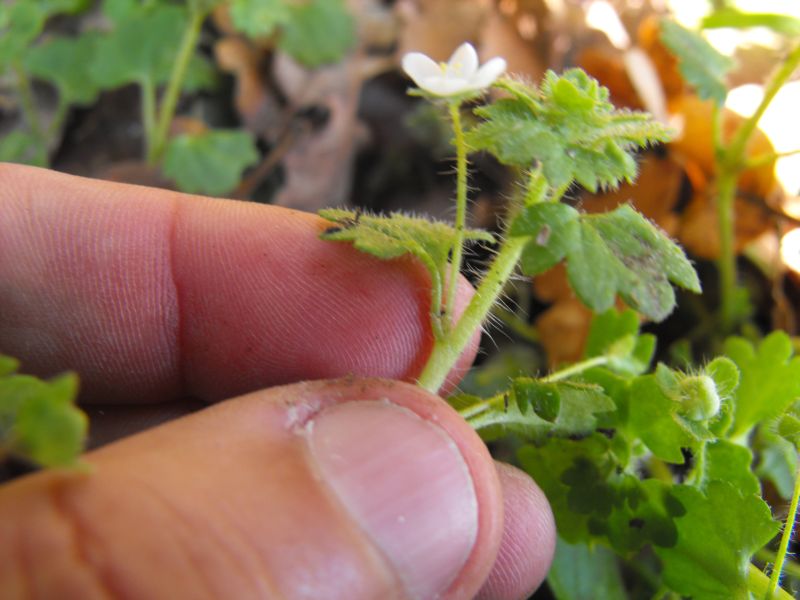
[319,35,800,599]
[0,0,355,195]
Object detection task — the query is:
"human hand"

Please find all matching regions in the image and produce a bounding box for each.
[0,164,555,599]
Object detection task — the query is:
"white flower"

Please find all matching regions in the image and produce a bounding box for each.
[401,43,507,97]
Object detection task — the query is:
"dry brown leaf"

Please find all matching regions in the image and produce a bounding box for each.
[270,52,364,210]
[535,298,593,367]
[480,7,545,81]
[396,0,490,60]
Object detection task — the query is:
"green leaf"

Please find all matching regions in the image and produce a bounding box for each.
[547,538,627,600]
[279,0,355,67]
[162,130,259,196]
[466,379,615,441]
[584,309,655,376]
[702,8,800,37]
[627,374,696,463]
[90,2,214,91]
[518,435,613,542]
[320,209,494,326]
[655,481,779,600]
[229,0,290,38]
[0,367,87,468]
[510,202,580,275]
[704,439,759,495]
[755,428,798,499]
[0,131,45,166]
[467,70,670,191]
[564,205,700,321]
[0,3,46,68]
[723,331,800,438]
[660,20,733,106]
[24,33,103,106]
[0,356,19,377]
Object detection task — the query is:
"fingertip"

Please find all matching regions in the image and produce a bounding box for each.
[476,462,556,600]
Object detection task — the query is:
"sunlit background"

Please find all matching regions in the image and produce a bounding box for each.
[585,0,800,274]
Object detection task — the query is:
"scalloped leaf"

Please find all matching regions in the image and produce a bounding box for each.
[162,129,259,196]
[466,70,670,191]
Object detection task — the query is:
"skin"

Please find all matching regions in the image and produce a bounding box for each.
[0,164,555,599]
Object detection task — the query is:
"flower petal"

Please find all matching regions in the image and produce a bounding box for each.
[470,57,507,89]
[402,52,441,86]
[420,76,472,96]
[448,42,479,77]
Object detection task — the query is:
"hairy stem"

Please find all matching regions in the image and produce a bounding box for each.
[418,236,527,393]
[148,7,206,164]
[766,462,800,599]
[443,101,469,333]
[757,549,800,580]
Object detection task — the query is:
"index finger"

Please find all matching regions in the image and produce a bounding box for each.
[0,164,476,403]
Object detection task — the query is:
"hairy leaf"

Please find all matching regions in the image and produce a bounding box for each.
[660,20,733,106]
[162,130,259,196]
[464,379,615,441]
[320,209,493,327]
[565,205,700,321]
[655,481,779,600]
[704,440,759,496]
[723,331,800,438]
[467,70,669,190]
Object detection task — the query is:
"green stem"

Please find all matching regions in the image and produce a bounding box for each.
[714,41,800,331]
[724,43,800,170]
[12,61,47,165]
[716,172,738,330]
[443,101,468,333]
[766,461,800,599]
[418,236,528,393]
[748,563,794,600]
[541,355,610,382]
[141,77,157,162]
[745,148,800,170]
[456,354,609,420]
[757,549,800,580]
[148,6,206,164]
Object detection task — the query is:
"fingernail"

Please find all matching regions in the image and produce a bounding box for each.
[305,400,478,599]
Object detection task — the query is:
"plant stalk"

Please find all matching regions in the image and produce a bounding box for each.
[749,564,794,600]
[13,61,47,165]
[418,236,528,393]
[766,462,800,599]
[541,355,610,382]
[148,6,206,164]
[141,77,157,161]
[443,101,469,333]
[715,42,800,330]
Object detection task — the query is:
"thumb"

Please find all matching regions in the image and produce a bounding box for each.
[0,379,503,599]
